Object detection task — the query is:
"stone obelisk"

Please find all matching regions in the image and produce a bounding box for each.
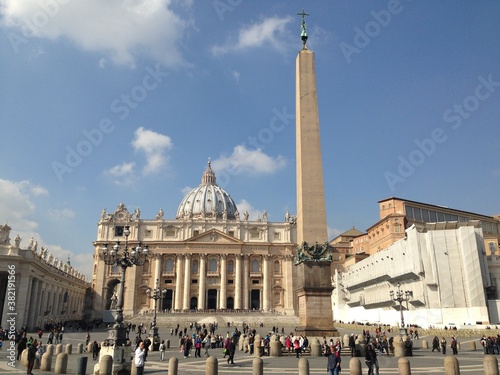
[294,10,338,337]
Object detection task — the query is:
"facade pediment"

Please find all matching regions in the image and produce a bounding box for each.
[187,229,243,244]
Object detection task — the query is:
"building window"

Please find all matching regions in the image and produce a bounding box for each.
[166,227,176,237]
[274,232,281,240]
[227,260,234,273]
[114,226,124,237]
[142,260,150,274]
[144,229,153,238]
[274,260,281,274]
[193,230,200,236]
[192,279,198,284]
[250,229,260,239]
[209,259,217,272]
[228,279,234,284]
[165,279,173,284]
[192,260,199,274]
[252,279,259,284]
[252,260,260,273]
[165,259,174,272]
[229,231,235,237]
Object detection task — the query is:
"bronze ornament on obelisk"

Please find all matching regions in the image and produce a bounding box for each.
[294,9,338,337]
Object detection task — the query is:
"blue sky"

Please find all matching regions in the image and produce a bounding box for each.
[1,1,499,279]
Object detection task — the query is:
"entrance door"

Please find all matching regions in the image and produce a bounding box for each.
[251,289,260,310]
[207,289,217,309]
[162,289,173,311]
[190,297,198,310]
[227,297,234,309]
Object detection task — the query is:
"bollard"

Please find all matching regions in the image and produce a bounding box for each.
[166,339,170,349]
[54,352,68,374]
[270,340,282,356]
[421,340,428,349]
[56,343,63,355]
[169,356,178,375]
[46,344,54,356]
[254,334,262,357]
[21,348,29,367]
[470,341,476,351]
[343,334,350,348]
[244,336,250,353]
[206,355,218,375]
[484,355,499,375]
[298,357,309,375]
[65,343,72,354]
[349,357,362,375]
[398,357,411,375]
[76,356,88,375]
[99,354,113,375]
[394,341,405,358]
[253,357,263,375]
[444,355,460,375]
[87,343,93,353]
[310,338,322,357]
[131,361,137,375]
[41,352,52,371]
[77,342,83,353]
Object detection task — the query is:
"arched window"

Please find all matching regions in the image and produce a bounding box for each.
[192,260,199,274]
[251,259,260,273]
[209,259,217,272]
[227,260,234,273]
[165,259,174,272]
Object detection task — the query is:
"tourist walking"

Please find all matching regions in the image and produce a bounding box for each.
[26,340,37,375]
[440,337,447,355]
[159,340,166,361]
[134,341,146,375]
[325,344,341,375]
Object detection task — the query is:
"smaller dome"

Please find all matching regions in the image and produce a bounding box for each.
[176,161,239,220]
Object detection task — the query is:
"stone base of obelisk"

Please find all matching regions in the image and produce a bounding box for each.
[294,261,339,338]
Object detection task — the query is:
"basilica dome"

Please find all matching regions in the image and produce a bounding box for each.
[176,161,239,220]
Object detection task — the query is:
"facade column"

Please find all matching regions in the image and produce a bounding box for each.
[27,278,38,329]
[219,255,227,309]
[198,254,207,309]
[235,254,243,309]
[154,254,162,283]
[243,255,249,310]
[174,255,184,310]
[33,280,44,328]
[284,254,295,314]
[263,255,270,311]
[182,254,191,310]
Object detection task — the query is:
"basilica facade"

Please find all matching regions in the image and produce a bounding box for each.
[91,162,298,319]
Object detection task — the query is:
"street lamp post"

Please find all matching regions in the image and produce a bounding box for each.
[100,225,149,346]
[146,278,166,350]
[389,283,412,335]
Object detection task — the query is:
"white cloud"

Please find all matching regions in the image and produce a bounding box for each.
[0,178,89,279]
[104,161,136,186]
[0,0,191,67]
[212,16,292,56]
[235,199,264,221]
[0,179,41,230]
[132,126,173,175]
[232,70,240,83]
[212,145,286,176]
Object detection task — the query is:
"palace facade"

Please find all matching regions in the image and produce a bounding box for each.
[91,162,298,319]
[0,224,89,330]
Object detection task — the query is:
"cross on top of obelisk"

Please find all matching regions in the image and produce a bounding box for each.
[297,8,309,48]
